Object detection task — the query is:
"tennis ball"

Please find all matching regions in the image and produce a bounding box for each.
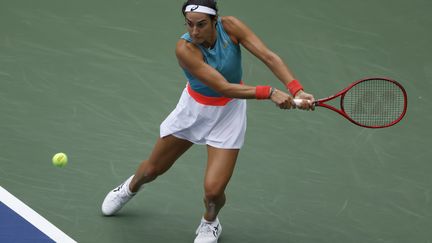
[52,153,68,167]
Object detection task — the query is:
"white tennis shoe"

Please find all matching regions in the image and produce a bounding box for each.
[194,217,222,243]
[101,175,137,216]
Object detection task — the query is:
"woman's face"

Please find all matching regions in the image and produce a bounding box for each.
[185,12,216,46]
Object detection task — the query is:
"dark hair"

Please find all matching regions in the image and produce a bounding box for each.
[181,0,218,17]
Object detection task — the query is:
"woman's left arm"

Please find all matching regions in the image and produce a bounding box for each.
[222,16,314,109]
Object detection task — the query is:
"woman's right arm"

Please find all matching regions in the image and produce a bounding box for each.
[175,39,256,99]
[175,39,294,109]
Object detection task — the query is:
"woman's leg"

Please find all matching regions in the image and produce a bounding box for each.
[129,135,193,192]
[101,135,193,216]
[203,145,239,221]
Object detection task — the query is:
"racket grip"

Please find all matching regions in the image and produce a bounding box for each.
[293,98,314,108]
[293,98,307,106]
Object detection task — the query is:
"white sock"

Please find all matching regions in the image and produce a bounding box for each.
[125,186,135,196]
[124,176,138,196]
[201,217,218,224]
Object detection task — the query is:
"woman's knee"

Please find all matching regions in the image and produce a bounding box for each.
[204,182,226,201]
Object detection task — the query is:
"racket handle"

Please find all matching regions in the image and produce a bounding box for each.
[293,98,310,106]
[293,99,315,109]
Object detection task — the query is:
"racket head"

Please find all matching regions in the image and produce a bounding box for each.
[340,77,407,128]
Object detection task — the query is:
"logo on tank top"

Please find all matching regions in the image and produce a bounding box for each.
[223,41,228,48]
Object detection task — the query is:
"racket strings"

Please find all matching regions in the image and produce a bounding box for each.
[343,79,406,127]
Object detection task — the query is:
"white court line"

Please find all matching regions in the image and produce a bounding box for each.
[0,186,77,243]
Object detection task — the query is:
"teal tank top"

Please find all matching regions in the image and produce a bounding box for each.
[181,17,242,97]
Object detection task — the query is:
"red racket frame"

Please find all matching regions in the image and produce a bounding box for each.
[314,77,408,128]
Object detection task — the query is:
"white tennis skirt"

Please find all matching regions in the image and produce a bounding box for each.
[160,88,247,149]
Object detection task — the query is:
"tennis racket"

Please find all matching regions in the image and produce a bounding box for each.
[294,77,408,128]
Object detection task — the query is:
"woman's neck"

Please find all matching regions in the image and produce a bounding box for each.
[202,27,217,49]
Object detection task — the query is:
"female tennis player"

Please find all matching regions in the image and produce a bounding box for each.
[101,0,314,242]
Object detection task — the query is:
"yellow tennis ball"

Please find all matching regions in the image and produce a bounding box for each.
[52,153,68,167]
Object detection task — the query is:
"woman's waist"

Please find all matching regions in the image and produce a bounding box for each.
[186,81,243,106]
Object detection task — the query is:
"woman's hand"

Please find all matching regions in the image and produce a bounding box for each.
[294,90,315,110]
[269,89,295,109]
